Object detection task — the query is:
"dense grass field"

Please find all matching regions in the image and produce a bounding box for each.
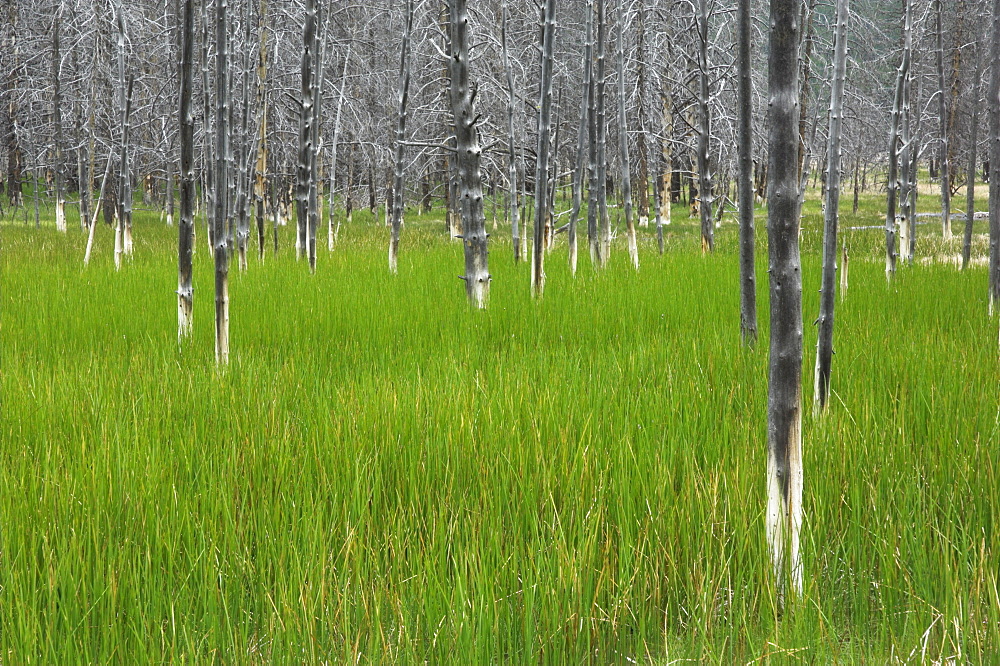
[2,187,999,663]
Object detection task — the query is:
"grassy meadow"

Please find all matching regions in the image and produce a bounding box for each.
[2,183,999,663]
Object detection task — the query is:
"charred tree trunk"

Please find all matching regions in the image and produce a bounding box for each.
[962,48,983,270]
[766,0,804,602]
[586,0,601,266]
[989,0,1000,309]
[388,0,413,274]
[737,0,757,344]
[635,2,649,228]
[568,0,594,276]
[595,0,610,266]
[449,0,490,307]
[935,0,952,239]
[178,0,195,341]
[307,10,324,272]
[296,0,317,262]
[1,0,21,208]
[696,0,713,252]
[328,44,351,251]
[531,0,556,296]
[254,0,269,261]
[885,0,910,278]
[814,0,849,412]
[617,0,637,270]
[501,1,521,263]
[213,0,231,363]
[52,7,66,232]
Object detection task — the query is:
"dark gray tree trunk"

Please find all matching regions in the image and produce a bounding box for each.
[52,7,65,232]
[935,0,952,239]
[214,0,230,363]
[990,0,1000,310]
[2,0,21,208]
[328,44,351,252]
[568,0,593,276]
[178,0,195,341]
[962,48,983,270]
[617,0,637,270]
[307,9,324,272]
[501,1,520,264]
[595,0,610,266]
[885,0,910,278]
[254,0,268,261]
[531,0,556,296]
[814,0,849,412]
[449,0,490,307]
[388,0,413,274]
[296,0,317,262]
[737,0,757,344]
[696,0,713,252]
[586,0,601,266]
[766,0,804,602]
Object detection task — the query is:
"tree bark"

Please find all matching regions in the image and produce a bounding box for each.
[885,0,910,278]
[388,0,413,274]
[616,0,637,270]
[52,6,66,232]
[501,2,520,264]
[696,0,713,252]
[568,0,593,276]
[328,43,351,252]
[254,0,269,261]
[214,0,230,363]
[737,0,757,345]
[962,48,982,270]
[449,0,490,307]
[935,0,952,239]
[814,0,849,412]
[1,0,21,208]
[586,0,601,266]
[296,0,317,263]
[178,0,195,341]
[595,0,610,266]
[635,1,649,228]
[766,0,804,603]
[989,0,1000,309]
[531,0,556,296]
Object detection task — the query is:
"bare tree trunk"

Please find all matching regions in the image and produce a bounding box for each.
[307,9,325,272]
[388,0,413,274]
[200,0,214,253]
[595,0,610,267]
[908,80,922,263]
[586,0,601,267]
[1,0,21,209]
[635,1,649,228]
[52,7,66,232]
[989,0,1000,310]
[962,48,983,270]
[568,0,593,276]
[214,0,230,363]
[696,0,713,252]
[296,0,316,262]
[178,0,195,341]
[76,108,90,232]
[766,0,803,603]
[449,0,490,307]
[616,0,637,270]
[531,0,556,296]
[814,0,849,412]
[885,0,910,278]
[737,0,757,344]
[501,2,521,264]
[935,0,952,239]
[898,7,913,263]
[254,0,269,261]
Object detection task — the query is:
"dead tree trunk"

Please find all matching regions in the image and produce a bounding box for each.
[568,0,593,276]
[2,0,21,209]
[635,1,649,227]
[296,0,317,261]
[531,0,556,296]
[307,9,324,272]
[898,4,914,263]
[328,44,351,251]
[814,0,849,412]
[885,0,910,278]
[52,7,66,232]
[595,0,610,266]
[696,0,713,252]
[388,0,413,274]
[989,0,1000,309]
[254,0,269,261]
[616,0,637,270]
[935,0,952,239]
[962,48,983,270]
[449,0,490,307]
[214,0,230,363]
[586,0,601,266]
[737,0,757,344]
[501,1,520,263]
[766,0,804,602]
[178,0,195,341]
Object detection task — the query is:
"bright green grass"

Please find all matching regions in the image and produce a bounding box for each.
[2,190,998,663]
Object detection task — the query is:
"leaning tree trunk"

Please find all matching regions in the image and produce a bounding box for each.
[449,0,490,307]
[814,0,849,412]
[178,0,195,341]
[567,0,593,276]
[962,48,983,270]
[616,0,637,271]
[737,0,757,344]
[935,0,952,239]
[766,0,804,603]
[696,0,713,252]
[52,8,66,232]
[328,43,351,252]
[989,0,1000,310]
[213,0,230,363]
[388,0,413,274]
[531,0,556,296]
[501,1,521,263]
[885,0,910,279]
[296,0,317,262]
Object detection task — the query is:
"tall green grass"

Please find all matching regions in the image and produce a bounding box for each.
[1,195,998,663]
